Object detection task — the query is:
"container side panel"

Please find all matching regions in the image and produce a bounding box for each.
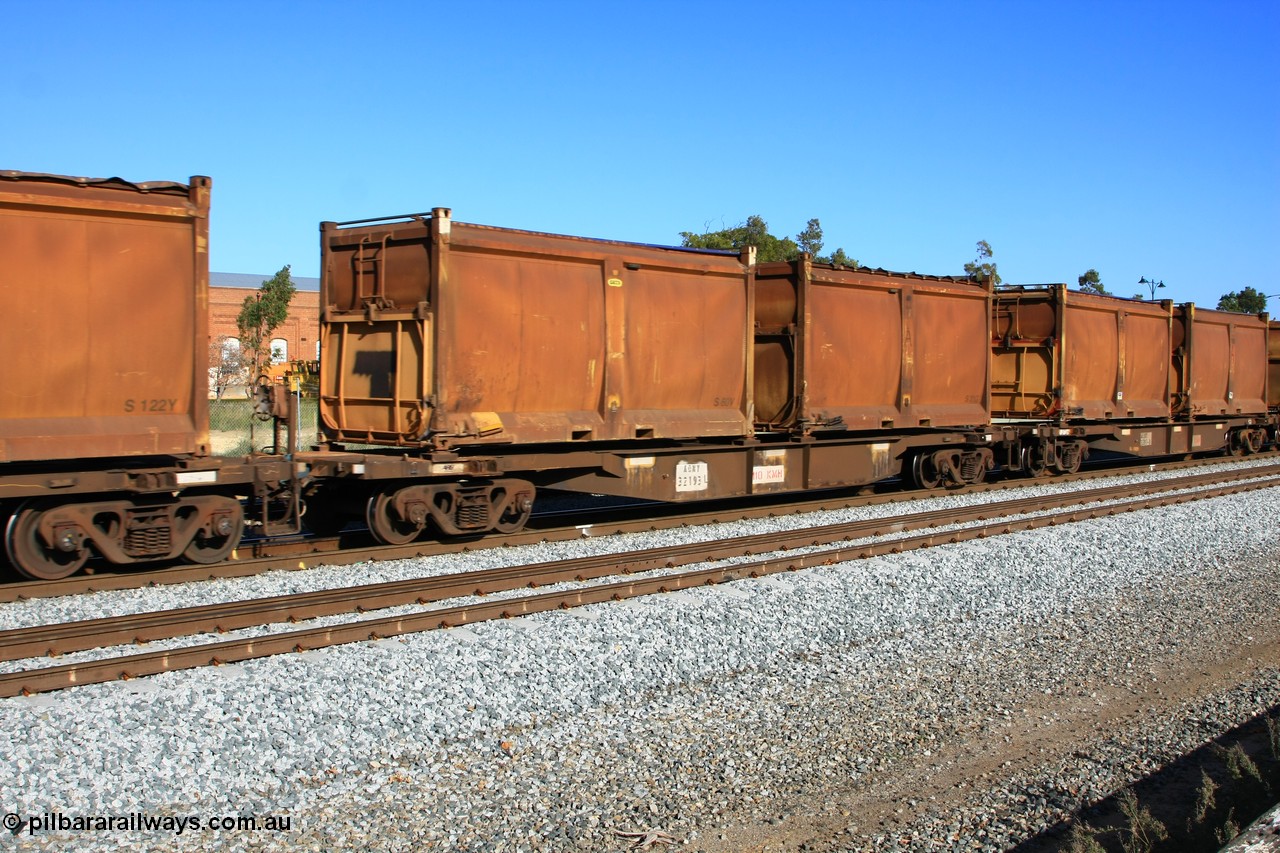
[87,218,196,416]
[1232,324,1268,414]
[1063,304,1119,418]
[1,210,91,415]
[1189,321,1230,414]
[1122,312,1172,419]
[912,291,989,425]
[804,284,902,427]
[438,250,607,438]
[1269,323,1280,409]
[0,203,199,462]
[620,268,749,437]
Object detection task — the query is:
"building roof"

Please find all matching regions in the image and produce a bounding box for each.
[211,271,319,292]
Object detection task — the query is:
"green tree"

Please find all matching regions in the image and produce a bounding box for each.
[964,240,1001,285]
[1077,269,1107,295]
[681,215,798,262]
[796,218,824,258]
[1216,287,1267,314]
[828,247,858,268]
[681,216,857,267]
[236,265,297,380]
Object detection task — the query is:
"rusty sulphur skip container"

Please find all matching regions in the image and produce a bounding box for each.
[753,259,992,432]
[318,210,754,448]
[0,172,211,463]
[990,285,1268,422]
[1172,304,1268,417]
[991,285,1177,421]
[1270,321,1280,410]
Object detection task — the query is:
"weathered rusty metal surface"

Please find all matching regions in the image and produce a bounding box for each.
[0,172,211,463]
[0,455,290,504]
[542,436,922,501]
[1175,305,1268,416]
[991,286,1173,421]
[755,260,990,431]
[319,211,754,447]
[1269,321,1280,410]
[1072,416,1261,455]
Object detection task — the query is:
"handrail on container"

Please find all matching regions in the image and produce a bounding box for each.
[994,283,1059,292]
[333,212,433,229]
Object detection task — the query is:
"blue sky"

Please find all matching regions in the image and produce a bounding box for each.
[5,1,1277,308]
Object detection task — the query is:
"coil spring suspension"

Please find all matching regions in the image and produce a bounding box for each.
[454,495,491,530]
[125,510,174,556]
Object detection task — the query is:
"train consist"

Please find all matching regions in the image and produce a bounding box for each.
[1,171,1276,580]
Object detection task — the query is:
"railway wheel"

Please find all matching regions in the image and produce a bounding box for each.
[5,501,90,580]
[181,498,245,564]
[908,452,943,490]
[492,489,534,534]
[366,493,422,546]
[1021,442,1049,477]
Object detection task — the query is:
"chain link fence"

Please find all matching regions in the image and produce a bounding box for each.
[209,395,321,456]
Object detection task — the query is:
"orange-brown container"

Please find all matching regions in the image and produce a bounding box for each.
[754,259,991,431]
[991,286,1174,421]
[319,210,754,448]
[0,172,211,463]
[1269,321,1280,410]
[1173,305,1268,417]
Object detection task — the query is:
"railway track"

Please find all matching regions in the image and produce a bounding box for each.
[2,463,1277,698]
[3,450,1273,603]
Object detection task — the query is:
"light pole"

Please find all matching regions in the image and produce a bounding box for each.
[1139,276,1165,300]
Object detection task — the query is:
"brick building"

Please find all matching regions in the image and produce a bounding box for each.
[209,272,320,395]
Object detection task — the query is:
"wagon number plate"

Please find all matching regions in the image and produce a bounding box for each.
[675,461,709,493]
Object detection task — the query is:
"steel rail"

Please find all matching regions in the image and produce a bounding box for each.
[1,473,1276,697]
[3,466,1277,661]
[3,452,1275,603]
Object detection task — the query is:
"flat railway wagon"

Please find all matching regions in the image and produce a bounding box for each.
[307,211,999,544]
[0,172,291,579]
[991,284,1271,472]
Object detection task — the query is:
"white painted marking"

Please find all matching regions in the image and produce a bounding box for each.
[675,461,709,492]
